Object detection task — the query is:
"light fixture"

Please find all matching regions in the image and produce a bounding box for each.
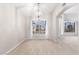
[36,3,41,20]
[33,3,42,20]
[37,3,40,20]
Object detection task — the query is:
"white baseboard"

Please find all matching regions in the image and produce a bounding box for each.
[3,39,26,55]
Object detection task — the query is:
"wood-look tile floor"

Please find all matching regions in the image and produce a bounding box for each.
[8,39,79,55]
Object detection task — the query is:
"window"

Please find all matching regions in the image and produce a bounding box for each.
[32,20,46,34]
[64,20,75,32]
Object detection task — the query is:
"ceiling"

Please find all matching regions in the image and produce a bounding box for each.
[14,3,77,18]
[64,4,79,14]
[14,3,60,17]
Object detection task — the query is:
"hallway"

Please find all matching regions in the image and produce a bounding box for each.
[8,39,79,55]
[0,3,79,55]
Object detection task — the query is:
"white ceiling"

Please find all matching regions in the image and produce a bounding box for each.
[14,3,59,17]
[64,4,79,14]
[14,3,78,18]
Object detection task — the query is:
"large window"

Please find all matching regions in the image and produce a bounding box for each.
[32,20,46,34]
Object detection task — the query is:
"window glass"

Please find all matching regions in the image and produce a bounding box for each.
[32,20,46,34]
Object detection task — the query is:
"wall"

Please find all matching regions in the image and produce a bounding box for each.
[0,4,26,54]
[51,4,64,40]
[17,9,26,41]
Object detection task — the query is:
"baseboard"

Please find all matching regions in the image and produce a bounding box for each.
[3,39,26,55]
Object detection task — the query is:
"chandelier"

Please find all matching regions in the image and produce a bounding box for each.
[37,3,40,20]
[33,3,41,20]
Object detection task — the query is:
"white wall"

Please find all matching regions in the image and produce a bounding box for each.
[17,9,26,41]
[0,4,26,54]
[51,4,64,40]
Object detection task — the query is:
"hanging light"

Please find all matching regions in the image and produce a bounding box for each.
[36,3,42,20]
[33,3,42,20]
[37,3,40,20]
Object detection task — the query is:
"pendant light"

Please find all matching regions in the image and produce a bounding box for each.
[37,3,40,20]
